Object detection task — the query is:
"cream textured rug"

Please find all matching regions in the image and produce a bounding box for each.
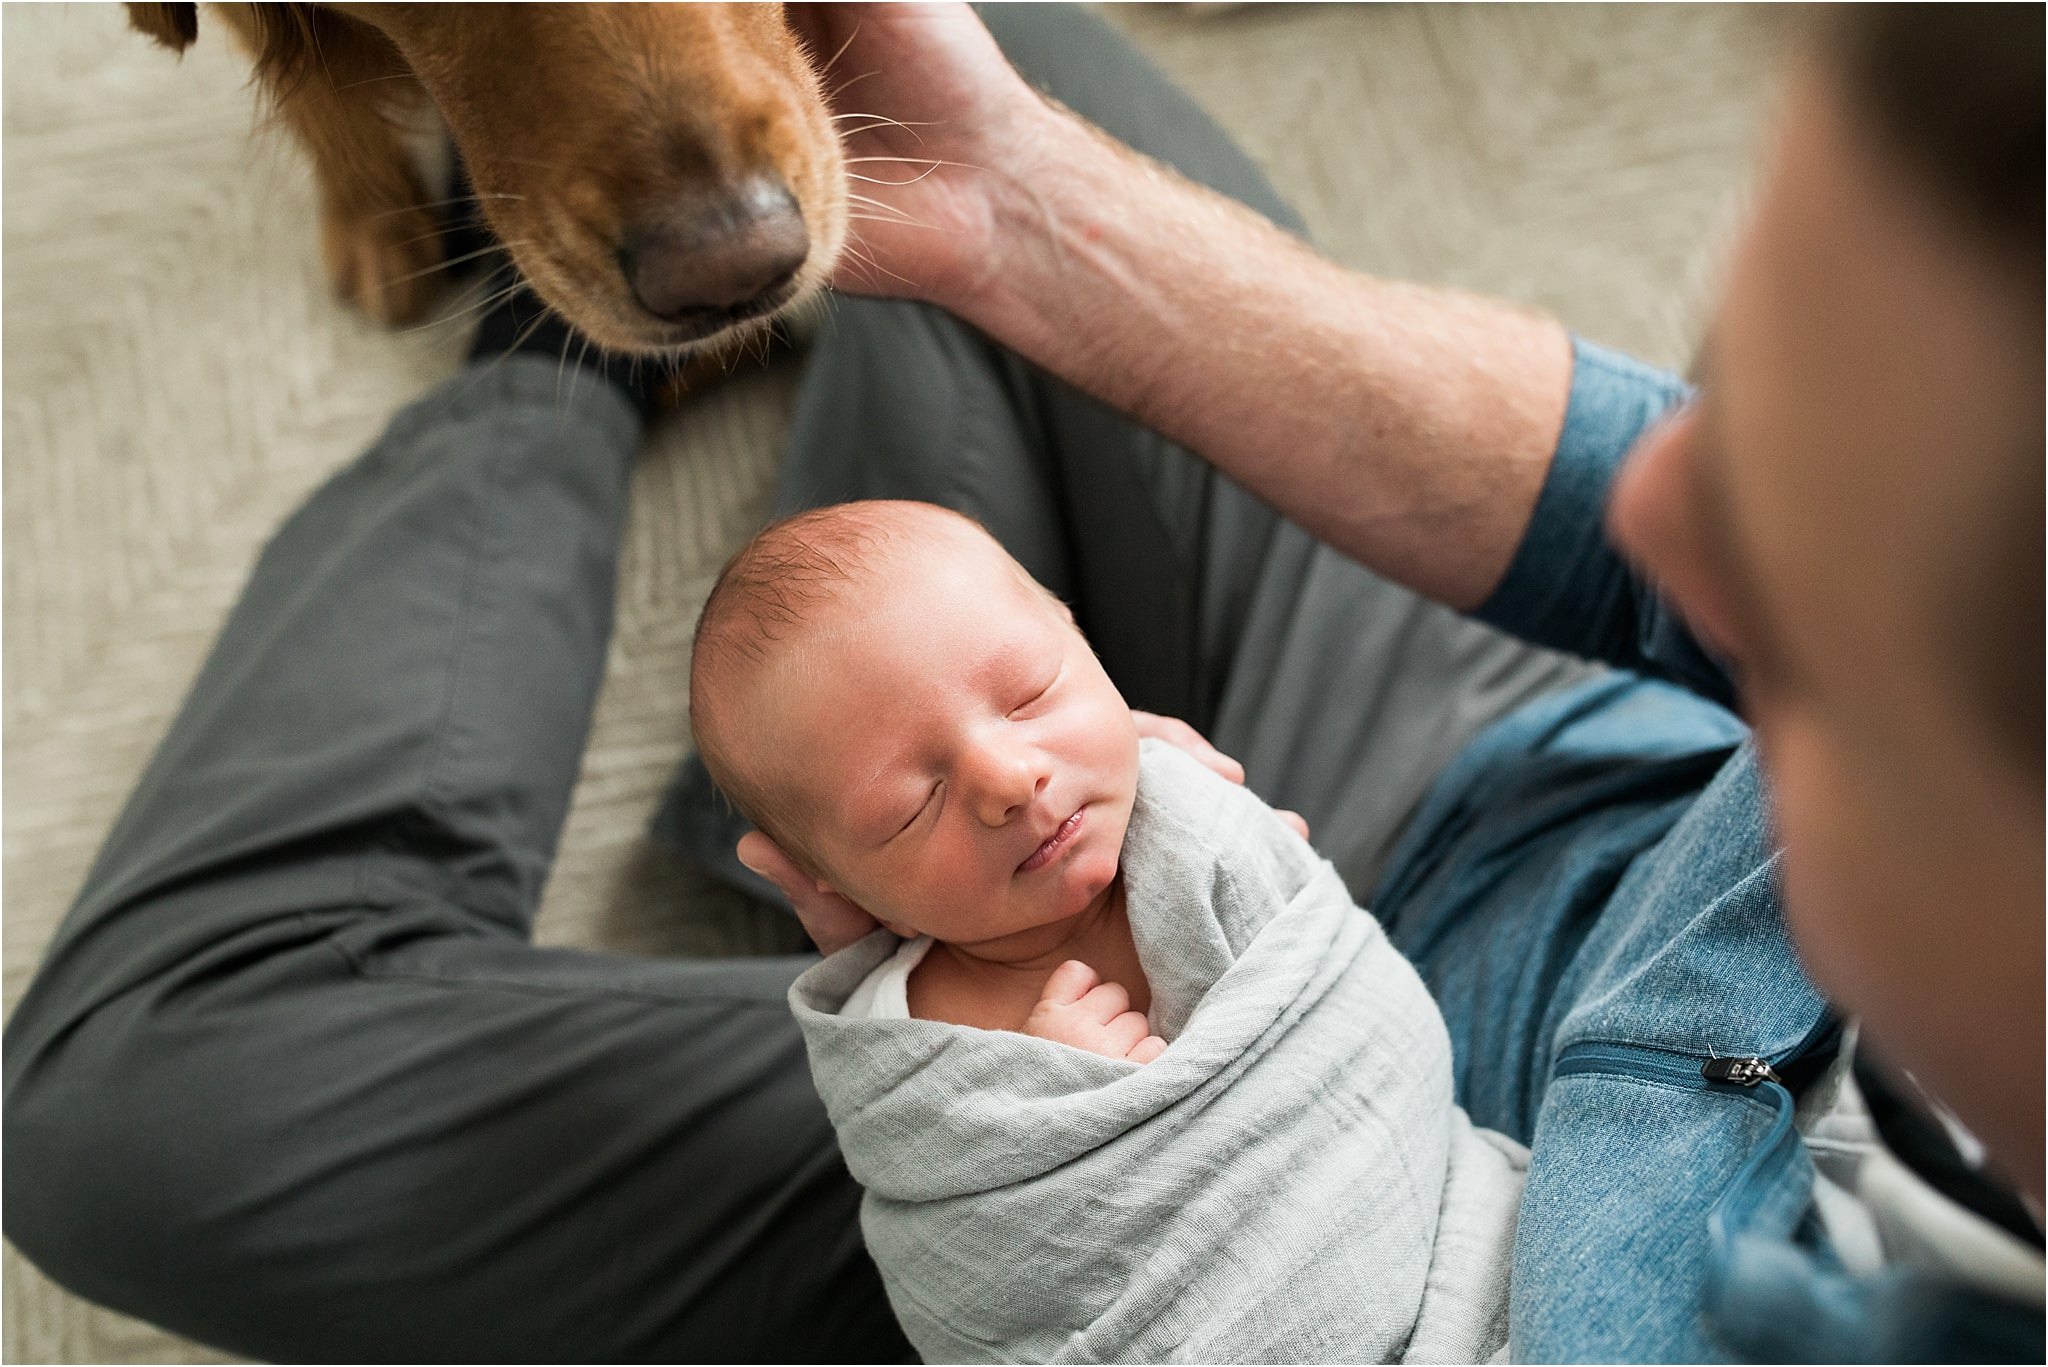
[3,4,1787,1361]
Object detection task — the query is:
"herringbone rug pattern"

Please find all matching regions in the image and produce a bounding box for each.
[3,4,1786,1361]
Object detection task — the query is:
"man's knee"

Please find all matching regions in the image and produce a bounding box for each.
[4,995,268,1350]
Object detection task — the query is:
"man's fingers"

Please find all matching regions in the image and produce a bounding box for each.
[737,831,878,955]
[1129,1035,1168,1065]
[1077,980,1131,1023]
[1038,959,1100,1007]
[1130,709,1246,784]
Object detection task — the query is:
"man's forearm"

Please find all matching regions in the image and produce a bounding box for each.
[945,103,1575,613]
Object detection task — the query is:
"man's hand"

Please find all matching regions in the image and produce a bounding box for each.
[789,3,1047,305]
[792,3,1572,615]
[736,830,880,955]
[1134,710,1310,841]
[1024,960,1167,1064]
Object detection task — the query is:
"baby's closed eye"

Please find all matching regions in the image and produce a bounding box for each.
[1008,665,1062,719]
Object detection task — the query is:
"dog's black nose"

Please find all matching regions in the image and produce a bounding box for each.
[621,177,808,325]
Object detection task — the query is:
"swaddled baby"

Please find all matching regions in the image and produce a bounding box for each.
[691,499,1171,1060]
[690,500,1527,1364]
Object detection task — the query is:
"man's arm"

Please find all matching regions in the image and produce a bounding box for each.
[956,110,1575,614]
[800,4,1734,700]
[803,3,1571,611]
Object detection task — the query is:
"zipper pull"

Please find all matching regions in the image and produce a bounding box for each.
[1702,1055,1783,1087]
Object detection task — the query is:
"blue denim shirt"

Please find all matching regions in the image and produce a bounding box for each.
[1370,339,2042,1362]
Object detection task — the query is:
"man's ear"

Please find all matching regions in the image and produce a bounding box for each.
[126,2,199,51]
[806,879,908,938]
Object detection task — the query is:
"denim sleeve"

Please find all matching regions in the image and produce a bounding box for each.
[1473,337,1737,710]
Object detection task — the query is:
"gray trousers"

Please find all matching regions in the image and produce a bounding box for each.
[4,8,1586,1362]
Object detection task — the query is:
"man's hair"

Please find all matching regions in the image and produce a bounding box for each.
[689,501,1004,879]
[1829,5,2044,765]
[1831,5,2043,258]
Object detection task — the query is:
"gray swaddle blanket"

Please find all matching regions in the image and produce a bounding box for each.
[790,740,1526,1363]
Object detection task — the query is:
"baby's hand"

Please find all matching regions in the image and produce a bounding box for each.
[1023,961,1167,1064]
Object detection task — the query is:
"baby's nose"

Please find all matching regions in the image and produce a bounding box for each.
[972,749,1048,827]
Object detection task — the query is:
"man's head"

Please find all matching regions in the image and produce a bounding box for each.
[1606,7,2043,1197]
[691,500,1140,949]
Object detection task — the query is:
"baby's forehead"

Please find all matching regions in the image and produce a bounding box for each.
[749,525,1048,712]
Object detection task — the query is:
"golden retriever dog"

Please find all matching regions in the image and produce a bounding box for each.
[126,3,848,355]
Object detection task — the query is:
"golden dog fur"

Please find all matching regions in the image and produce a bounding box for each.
[127,3,847,354]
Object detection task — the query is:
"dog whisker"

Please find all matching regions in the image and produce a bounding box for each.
[830,112,936,125]
[845,155,986,175]
[836,120,930,146]
[828,68,879,102]
[389,224,529,258]
[571,335,593,412]
[327,71,429,95]
[509,309,556,352]
[494,154,571,174]
[844,193,927,226]
[839,236,917,290]
[831,113,937,141]
[848,167,942,188]
[818,18,864,79]
[361,193,527,228]
[405,276,530,334]
[383,242,532,281]
[390,222,508,247]
[456,305,562,400]
[554,329,576,413]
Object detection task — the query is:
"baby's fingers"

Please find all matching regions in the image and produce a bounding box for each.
[1037,959,1100,1008]
[1102,1008,1155,1056]
[1128,1035,1168,1065]
[1077,980,1132,1024]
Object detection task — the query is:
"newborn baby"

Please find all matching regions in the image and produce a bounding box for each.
[690,498,1525,1363]
[690,498,1173,1057]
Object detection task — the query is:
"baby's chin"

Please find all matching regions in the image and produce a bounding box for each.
[1055,841,1122,920]
[1051,796,1132,918]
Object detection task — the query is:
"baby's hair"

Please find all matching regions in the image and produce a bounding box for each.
[689,500,999,880]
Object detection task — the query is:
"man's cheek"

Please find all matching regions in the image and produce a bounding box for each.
[1767,714,1892,1016]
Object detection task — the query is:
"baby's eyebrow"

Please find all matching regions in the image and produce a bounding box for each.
[844,751,919,844]
[972,633,1061,695]
[966,640,1029,686]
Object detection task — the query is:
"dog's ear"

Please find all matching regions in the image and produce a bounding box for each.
[126,2,198,52]
[237,4,328,96]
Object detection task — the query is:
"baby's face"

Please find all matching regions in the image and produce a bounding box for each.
[749,526,1140,950]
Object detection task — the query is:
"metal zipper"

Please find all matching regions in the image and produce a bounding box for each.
[1553,1040,1787,1097]
[1551,1038,1809,1268]
[1701,1055,1783,1087]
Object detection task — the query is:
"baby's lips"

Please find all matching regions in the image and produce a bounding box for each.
[1017,805,1086,873]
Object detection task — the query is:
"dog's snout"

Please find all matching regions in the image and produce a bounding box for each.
[620,177,808,325]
